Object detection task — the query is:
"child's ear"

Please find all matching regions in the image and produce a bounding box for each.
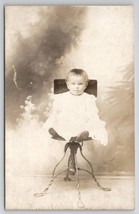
[85,81,89,88]
[65,80,69,89]
[65,79,67,86]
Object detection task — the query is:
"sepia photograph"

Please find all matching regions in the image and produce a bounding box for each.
[5,5,134,210]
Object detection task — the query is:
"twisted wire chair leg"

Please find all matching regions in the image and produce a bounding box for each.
[80,149,111,191]
[34,152,67,197]
[75,154,85,208]
[34,170,67,197]
[52,152,67,177]
[64,156,72,181]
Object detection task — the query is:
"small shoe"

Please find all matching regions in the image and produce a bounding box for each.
[76,131,89,142]
[49,128,65,141]
[51,136,66,141]
[48,128,58,136]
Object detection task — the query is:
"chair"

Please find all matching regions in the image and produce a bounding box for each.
[34,79,111,208]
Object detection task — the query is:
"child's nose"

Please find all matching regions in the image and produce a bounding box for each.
[75,84,79,88]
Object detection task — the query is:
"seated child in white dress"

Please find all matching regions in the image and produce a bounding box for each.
[44,69,108,146]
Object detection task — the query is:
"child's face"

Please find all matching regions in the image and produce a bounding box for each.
[66,75,88,96]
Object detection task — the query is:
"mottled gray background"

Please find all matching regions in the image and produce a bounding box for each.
[1,1,138,212]
[5,5,134,177]
[5,4,135,210]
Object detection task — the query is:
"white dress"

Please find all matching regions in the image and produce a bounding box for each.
[43,91,108,146]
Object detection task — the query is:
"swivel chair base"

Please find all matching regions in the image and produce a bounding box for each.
[34,141,111,208]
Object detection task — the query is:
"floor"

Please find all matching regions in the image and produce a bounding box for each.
[5,174,134,210]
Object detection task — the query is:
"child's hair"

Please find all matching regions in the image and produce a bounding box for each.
[66,69,89,82]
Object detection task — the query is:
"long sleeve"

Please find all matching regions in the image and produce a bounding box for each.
[43,94,62,132]
[86,95,108,146]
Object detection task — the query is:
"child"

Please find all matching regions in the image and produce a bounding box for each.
[44,69,108,146]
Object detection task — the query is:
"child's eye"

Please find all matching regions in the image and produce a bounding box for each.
[79,83,83,85]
